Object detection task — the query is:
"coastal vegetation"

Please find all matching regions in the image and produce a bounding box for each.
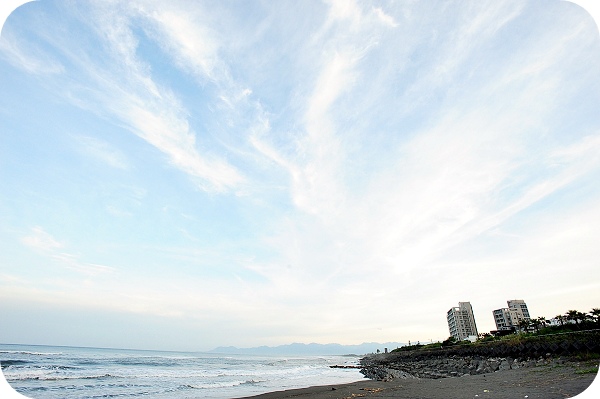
[393,307,600,354]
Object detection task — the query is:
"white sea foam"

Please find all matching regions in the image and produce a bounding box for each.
[0,344,364,399]
[0,351,63,356]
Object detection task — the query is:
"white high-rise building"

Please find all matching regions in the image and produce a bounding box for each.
[447,302,479,341]
[508,299,531,319]
[493,299,531,331]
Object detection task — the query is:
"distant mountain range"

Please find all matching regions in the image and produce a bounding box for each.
[209,342,406,356]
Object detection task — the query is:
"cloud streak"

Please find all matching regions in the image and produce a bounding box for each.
[74,135,129,170]
[21,227,115,276]
[12,1,247,193]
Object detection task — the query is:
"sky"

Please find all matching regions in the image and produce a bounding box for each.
[0,0,599,353]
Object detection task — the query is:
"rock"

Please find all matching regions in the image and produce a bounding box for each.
[498,360,511,371]
[360,352,560,381]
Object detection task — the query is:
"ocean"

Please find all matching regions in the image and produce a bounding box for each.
[0,343,364,399]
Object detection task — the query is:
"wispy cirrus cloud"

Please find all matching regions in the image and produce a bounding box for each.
[20,1,247,193]
[248,0,400,217]
[21,227,115,276]
[0,29,64,75]
[134,1,221,83]
[77,1,600,338]
[73,135,129,170]
[242,0,600,323]
[20,226,63,252]
[94,4,246,192]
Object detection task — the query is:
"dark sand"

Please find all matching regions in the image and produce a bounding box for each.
[237,362,599,399]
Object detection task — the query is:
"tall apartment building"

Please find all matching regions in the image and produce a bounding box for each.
[493,299,531,331]
[447,302,479,341]
[508,299,530,319]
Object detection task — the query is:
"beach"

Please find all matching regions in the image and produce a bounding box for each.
[237,361,599,399]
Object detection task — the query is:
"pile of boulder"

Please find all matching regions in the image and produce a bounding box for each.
[360,354,564,381]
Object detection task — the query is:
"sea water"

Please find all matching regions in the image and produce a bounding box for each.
[0,343,364,399]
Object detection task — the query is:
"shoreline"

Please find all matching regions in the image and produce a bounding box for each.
[236,362,599,399]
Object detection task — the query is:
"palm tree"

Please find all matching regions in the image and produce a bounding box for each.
[535,316,547,332]
[575,311,588,326]
[566,310,580,326]
[555,314,566,326]
[566,310,588,329]
[590,308,600,328]
[517,318,531,333]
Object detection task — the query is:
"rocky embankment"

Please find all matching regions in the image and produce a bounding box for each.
[359,330,600,381]
[360,353,565,380]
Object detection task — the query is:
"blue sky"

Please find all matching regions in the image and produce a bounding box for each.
[0,0,599,352]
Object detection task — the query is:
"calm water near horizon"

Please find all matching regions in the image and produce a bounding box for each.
[0,343,364,399]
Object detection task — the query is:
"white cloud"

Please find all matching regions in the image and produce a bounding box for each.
[236,2,600,342]
[325,0,364,26]
[21,226,63,251]
[20,227,115,276]
[135,2,221,82]
[35,1,247,193]
[265,0,396,218]
[74,135,129,169]
[395,2,526,116]
[51,253,115,276]
[99,1,600,343]
[372,7,398,27]
[100,4,246,192]
[0,30,64,75]
[122,103,244,191]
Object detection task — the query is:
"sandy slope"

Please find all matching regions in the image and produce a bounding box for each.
[237,361,598,399]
